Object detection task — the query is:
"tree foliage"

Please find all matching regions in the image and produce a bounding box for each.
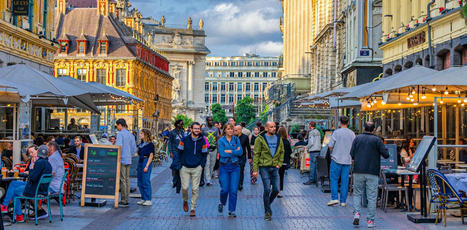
[172,114,193,129]
[234,96,256,124]
[211,103,227,124]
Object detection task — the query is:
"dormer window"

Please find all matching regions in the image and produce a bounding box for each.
[99,42,107,54]
[77,29,88,55]
[97,31,110,55]
[59,42,68,53]
[78,42,86,54]
[58,32,70,54]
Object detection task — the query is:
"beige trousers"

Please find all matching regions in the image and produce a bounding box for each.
[180,165,202,210]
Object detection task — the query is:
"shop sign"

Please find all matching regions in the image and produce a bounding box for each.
[13,0,29,16]
[407,32,426,49]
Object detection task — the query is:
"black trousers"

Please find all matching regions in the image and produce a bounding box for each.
[279,165,287,191]
[239,163,245,188]
[172,170,181,193]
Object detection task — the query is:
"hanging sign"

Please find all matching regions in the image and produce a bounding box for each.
[13,0,29,16]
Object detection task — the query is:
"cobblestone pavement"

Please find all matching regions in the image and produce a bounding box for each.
[4,162,466,230]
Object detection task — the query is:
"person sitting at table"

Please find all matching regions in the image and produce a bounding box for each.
[294,134,307,147]
[459,139,467,163]
[400,138,415,165]
[1,140,13,160]
[109,136,117,145]
[0,145,52,223]
[68,136,84,160]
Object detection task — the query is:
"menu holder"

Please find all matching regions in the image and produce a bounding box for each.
[80,144,121,208]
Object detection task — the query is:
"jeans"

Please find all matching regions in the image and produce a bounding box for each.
[204,149,217,183]
[353,173,379,221]
[279,165,287,191]
[137,158,153,201]
[219,163,240,212]
[180,165,203,210]
[3,181,26,215]
[172,170,181,193]
[259,167,280,214]
[238,163,245,188]
[308,152,319,182]
[330,160,350,203]
[120,164,130,203]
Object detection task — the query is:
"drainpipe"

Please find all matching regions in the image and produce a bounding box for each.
[427,0,435,68]
[332,0,337,48]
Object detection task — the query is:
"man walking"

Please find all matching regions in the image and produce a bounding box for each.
[351,122,389,228]
[304,121,321,185]
[176,122,208,217]
[234,125,251,191]
[202,117,219,186]
[115,119,137,207]
[253,121,284,221]
[327,116,355,207]
[169,120,185,193]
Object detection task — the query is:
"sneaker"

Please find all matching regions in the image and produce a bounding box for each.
[264,212,272,221]
[367,220,375,228]
[340,203,346,207]
[137,200,145,205]
[119,202,129,208]
[218,204,223,213]
[183,201,189,212]
[303,181,315,185]
[228,212,237,218]
[206,182,212,186]
[189,210,196,217]
[238,185,243,191]
[15,214,24,223]
[36,209,48,220]
[1,205,8,213]
[327,200,339,206]
[142,200,152,206]
[353,213,360,226]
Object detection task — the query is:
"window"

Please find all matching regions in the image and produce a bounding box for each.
[212,94,218,103]
[96,69,106,84]
[212,83,218,91]
[78,42,86,54]
[254,94,259,102]
[256,62,260,66]
[246,72,251,78]
[254,72,259,77]
[116,69,126,87]
[237,94,242,101]
[205,82,210,91]
[254,83,259,92]
[272,72,277,78]
[263,72,268,77]
[57,68,68,77]
[222,62,227,66]
[247,62,252,66]
[77,69,87,81]
[217,72,222,77]
[239,62,244,66]
[230,72,235,77]
[205,94,209,103]
[272,62,278,66]
[229,94,234,103]
[116,105,126,113]
[214,62,219,66]
[237,83,242,91]
[264,62,269,66]
[221,82,226,91]
[238,72,243,77]
[229,83,234,91]
[263,83,267,91]
[221,94,226,104]
[99,42,107,54]
[245,83,251,92]
[59,42,68,53]
[206,62,211,66]
[230,62,236,66]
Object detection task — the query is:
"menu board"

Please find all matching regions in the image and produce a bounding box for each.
[407,136,436,172]
[81,144,121,208]
[381,144,398,170]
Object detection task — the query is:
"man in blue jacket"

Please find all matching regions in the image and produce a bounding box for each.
[176,122,208,217]
[169,119,185,194]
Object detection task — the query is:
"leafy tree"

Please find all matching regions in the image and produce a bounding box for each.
[211,103,227,124]
[234,96,256,124]
[172,114,193,129]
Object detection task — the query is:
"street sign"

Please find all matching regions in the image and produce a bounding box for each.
[13,0,29,16]
[360,50,370,56]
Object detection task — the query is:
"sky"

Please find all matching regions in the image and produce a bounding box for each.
[131,0,283,57]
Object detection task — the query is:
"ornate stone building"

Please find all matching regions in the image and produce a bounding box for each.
[53,0,172,131]
[142,16,209,122]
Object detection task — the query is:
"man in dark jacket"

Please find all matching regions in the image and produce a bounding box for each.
[234,125,251,191]
[176,122,208,217]
[68,136,84,160]
[350,122,389,228]
[169,119,185,194]
[0,145,52,223]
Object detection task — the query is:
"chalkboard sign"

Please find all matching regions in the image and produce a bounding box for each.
[407,136,436,172]
[381,144,398,170]
[81,144,121,208]
[13,0,29,16]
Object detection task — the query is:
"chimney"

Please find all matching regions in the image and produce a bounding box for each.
[57,0,67,15]
[97,0,110,16]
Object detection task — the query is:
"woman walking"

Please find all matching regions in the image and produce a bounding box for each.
[137,129,155,206]
[277,127,292,198]
[218,124,243,217]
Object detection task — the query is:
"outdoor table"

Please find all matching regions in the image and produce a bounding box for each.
[444,173,467,195]
[437,160,464,165]
[383,168,419,211]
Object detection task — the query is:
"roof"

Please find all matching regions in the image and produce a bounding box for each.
[67,0,116,8]
[414,65,467,86]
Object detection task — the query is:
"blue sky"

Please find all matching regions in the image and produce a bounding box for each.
[131,0,283,57]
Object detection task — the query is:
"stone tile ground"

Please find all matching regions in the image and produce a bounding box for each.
[4,162,465,230]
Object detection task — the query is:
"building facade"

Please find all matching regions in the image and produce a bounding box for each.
[53,0,172,132]
[143,16,209,122]
[380,0,467,75]
[341,0,383,88]
[0,0,56,73]
[279,0,313,94]
[205,55,279,117]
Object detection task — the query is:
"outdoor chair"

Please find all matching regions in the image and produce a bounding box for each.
[13,174,53,225]
[2,157,12,169]
[380,170,409,212]
[316,156,329,190]
[426,169,443,217]
[432,170,467,227]
[48,171,68,221]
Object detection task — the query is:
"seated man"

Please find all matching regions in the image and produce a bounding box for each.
[68,136,84,160]
[0,145,52,223]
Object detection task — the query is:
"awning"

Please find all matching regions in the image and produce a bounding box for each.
[87,82,143,103]
[410,65,467,87]
[329,97,361,108]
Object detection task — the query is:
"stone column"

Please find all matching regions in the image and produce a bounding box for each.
[412,0,420,21]
[391,0,399,31]
[188,61,194,106]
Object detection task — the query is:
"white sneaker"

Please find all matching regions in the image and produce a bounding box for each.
[142,200,152,206]
[327,200,339,206]
[137,200,145,205]
[353,213,360,226]
[367,220,375,228]
[340,203,346,207]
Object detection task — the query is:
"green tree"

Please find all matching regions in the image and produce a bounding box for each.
[211,103,227,124]
[235,96,256,124]
[172,114,193,129]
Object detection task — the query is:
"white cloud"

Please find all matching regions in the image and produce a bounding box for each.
[239,41,283,57]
